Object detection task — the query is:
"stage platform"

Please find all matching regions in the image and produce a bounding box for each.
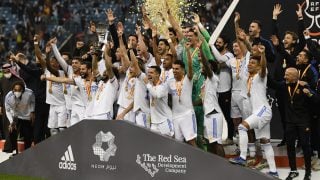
[0,120,319,180]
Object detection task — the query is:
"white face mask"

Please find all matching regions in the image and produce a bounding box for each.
[4,73,12,79]
[14,92,22,98]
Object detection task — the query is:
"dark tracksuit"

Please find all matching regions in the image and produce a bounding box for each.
[271,18,306,142]
[16,61,49,144]
[268,78,319,174]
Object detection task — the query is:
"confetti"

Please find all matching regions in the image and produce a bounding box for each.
[143,0,197,35]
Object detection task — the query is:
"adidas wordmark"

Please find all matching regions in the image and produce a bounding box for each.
[58,145,77,171]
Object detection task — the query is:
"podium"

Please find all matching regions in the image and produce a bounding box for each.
[0,120,273,180]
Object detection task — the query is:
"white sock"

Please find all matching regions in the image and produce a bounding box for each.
[238,125,248,160]
[248,143,256,158]
[50,128,59,136]
[261,143,277,172]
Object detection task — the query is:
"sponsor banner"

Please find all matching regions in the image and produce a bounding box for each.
[0,120,273,180]
[304,0,320,42]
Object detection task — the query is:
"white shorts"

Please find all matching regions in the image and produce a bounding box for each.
[173,110,197,142]
[70,105,85,126]
[135,111,150,128]
[90,112,112,120]
[204,112,224,144]
[231,91,251,119]
[66,109,72,128]
[150,119,174,137]
[118,106,135,123]
[48,104,67,129]
[245,105,272,139]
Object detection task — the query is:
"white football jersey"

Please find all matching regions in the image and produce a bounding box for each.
[117,70,135,108]
[45,69,66,106]
[167,76,194,117]
[92,77,119,116]
[147,82,172,124]
[134,73,150,114]
[202,74,223,115]
[247,73,270,112]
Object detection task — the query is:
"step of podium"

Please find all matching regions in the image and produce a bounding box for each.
[0,139,304,167]
[0,140,26,153]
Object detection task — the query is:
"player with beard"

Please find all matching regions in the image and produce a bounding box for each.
[210,35,234,145]
[152,36,170,67]
[160,53,175,83]
[116,49,150,128]
[198,45,226,157]
[145,65,174,137]
[167,44,197,146]
[215,40,251,145]
[229,45,278,178]
[136,25,157,71]
[234,12,275,63]
[43,61,98,119]
[38,38,67,136]
[90,46,119,120]
[50,37,84,126]
[115,49,137,123]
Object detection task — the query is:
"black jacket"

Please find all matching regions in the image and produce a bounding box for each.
[272,19,306,81]
[16,61,46,102]
[268,79,318,126]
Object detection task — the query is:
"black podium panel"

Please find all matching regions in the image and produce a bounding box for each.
[0,120,272,180]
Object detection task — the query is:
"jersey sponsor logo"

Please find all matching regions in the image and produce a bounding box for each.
[58,145,77,171]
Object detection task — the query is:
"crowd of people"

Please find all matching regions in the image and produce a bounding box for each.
[0,1,320,180]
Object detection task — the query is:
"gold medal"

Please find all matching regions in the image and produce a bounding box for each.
[151,98,155,106]
[288,81,299,105]
[247,74,255,97]
[175,76,184,103]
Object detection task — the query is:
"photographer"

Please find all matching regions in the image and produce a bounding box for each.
[5,81,35,155]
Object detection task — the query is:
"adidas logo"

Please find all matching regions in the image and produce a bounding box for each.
[58,145,77,171]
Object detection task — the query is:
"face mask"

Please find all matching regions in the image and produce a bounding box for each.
[14,92,22,98]
[4,73,12,79]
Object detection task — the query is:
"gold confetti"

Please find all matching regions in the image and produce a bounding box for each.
[144,0,192,35]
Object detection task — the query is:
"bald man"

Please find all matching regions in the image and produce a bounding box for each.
[269,67,317,180]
